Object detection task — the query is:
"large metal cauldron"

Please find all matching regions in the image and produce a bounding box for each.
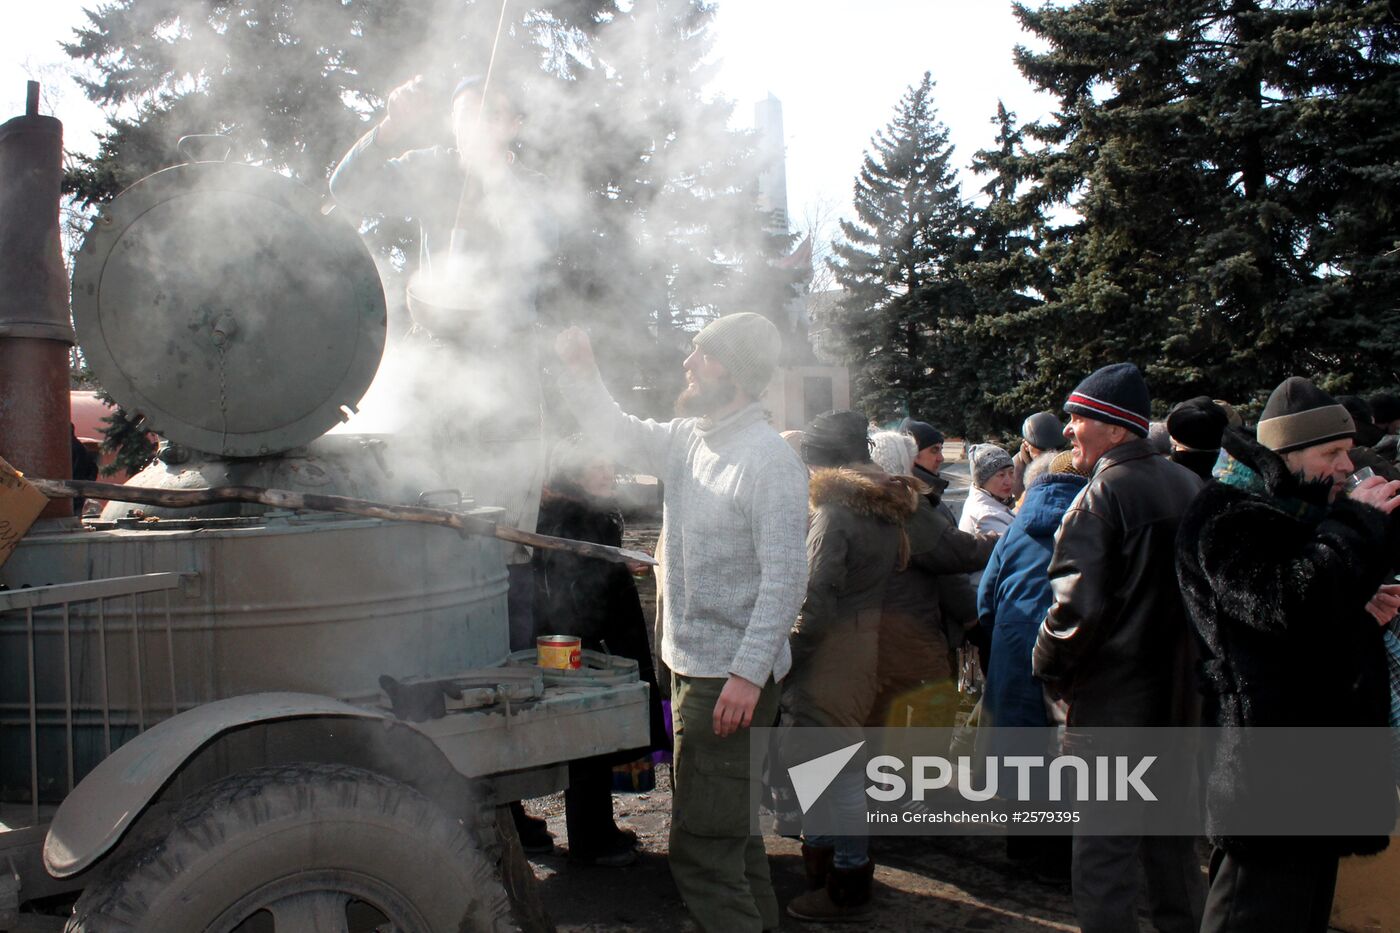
[0,512,508,800]
[0,155,514,800]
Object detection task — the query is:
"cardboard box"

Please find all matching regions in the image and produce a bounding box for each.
[1332,834,1400,933]
[0,455,50,569]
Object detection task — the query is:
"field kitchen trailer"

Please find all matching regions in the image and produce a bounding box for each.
[0,83,648,933]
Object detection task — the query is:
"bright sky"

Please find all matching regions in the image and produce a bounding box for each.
[708,1,1054,227]
[2,0,1053,229]
[1,0,105,144]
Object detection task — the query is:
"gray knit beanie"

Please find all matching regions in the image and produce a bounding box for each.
[1257,376,1355,453]
[968,443,1014,487]
[692,313,782,399]
[1021,411,1067,451]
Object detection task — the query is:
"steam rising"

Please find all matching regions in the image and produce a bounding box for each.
[312,1,789,522]
[69,0,792,520]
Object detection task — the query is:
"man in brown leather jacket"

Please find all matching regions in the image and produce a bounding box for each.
[1032,362,1205,933]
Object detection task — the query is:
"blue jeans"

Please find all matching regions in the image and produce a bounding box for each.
[802,766,869,869]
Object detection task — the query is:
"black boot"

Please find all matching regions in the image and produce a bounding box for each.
[786,860,874,922]
[800,843,835,890]
[510,801,554,855]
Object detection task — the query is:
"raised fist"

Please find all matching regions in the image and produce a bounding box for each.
[554,326,596,376]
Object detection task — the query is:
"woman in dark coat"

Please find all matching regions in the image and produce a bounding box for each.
[531,435,668,866]
[783,411,920,922]
[867,431,995,728]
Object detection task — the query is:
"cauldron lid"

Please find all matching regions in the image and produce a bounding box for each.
[72,161,386,457]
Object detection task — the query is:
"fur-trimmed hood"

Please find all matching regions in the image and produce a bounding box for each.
[793,464,916,677]
[809,465,920,525]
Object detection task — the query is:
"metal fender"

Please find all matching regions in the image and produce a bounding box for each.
[43,692,390,878]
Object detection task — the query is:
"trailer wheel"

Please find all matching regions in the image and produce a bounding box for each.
[66,763,518,933]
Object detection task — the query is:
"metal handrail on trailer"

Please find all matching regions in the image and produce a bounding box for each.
[0,573,196,829]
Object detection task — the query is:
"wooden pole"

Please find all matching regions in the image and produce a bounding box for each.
[30,478,655,567]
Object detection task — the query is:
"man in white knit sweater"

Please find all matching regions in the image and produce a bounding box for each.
[555,314,809,932]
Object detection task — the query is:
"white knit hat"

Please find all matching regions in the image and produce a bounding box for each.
[869,430,916,476]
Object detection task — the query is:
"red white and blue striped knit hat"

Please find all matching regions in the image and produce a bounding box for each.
[1063,363,1151,438]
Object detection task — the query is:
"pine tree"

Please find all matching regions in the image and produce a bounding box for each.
[528,0,795,415]
[1010,0,1400,412]
[959,102,1053,435]
[95,389,157,478]
[822,73,973,428]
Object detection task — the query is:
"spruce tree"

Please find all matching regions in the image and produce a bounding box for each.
[530,0,796,414]
[960,102,1053,435]
[822,73,973,429]
[1010,0,1400,411]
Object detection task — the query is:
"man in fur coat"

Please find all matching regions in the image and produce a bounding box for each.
[1176,376,1400,933]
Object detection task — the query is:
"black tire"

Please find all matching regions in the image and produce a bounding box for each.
[66,763,518,933]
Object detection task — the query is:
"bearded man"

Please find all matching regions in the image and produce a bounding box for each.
[554,313,809,933]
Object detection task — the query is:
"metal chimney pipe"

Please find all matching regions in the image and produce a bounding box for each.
[0,82,77,518]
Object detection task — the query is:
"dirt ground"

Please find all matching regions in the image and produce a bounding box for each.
[520,772,1105,932]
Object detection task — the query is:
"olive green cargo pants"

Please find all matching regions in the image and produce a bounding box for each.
[668,673,781,933]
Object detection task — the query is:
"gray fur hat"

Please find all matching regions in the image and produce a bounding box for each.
[1147,421,1172,455]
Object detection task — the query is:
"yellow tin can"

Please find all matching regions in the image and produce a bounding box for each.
[537,635,582,670]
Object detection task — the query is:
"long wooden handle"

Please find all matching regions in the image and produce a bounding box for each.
[31,478,656,567]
